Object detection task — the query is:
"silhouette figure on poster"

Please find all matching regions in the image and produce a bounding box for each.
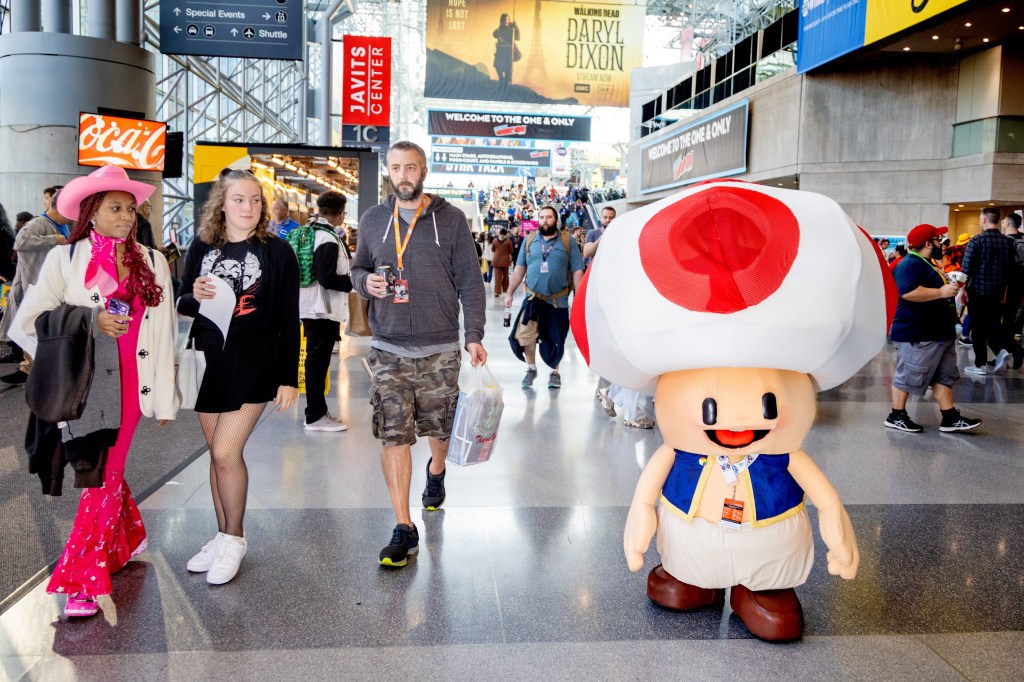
[493,13,521,88]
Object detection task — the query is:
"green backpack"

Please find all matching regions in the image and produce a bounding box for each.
[287,224,336,287]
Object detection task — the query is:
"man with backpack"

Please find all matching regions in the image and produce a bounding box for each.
[504,205,584,389]
[288,191,353,431]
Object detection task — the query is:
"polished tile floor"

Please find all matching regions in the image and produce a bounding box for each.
[2,295,1022,681]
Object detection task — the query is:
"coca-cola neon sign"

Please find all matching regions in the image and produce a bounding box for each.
[78,113,167,172]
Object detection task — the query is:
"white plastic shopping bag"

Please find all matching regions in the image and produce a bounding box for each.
[446,364,504,466]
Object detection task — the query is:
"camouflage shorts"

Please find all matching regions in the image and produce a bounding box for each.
[367,348,462,447]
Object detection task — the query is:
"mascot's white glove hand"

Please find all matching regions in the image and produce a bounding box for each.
[623,502,657,572]
[819,504,860,579]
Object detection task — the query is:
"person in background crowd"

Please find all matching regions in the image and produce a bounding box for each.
[962,208,1023,375]
[888,244,907,271]
[0,203,14,283]
[482,233,494,283]
[946,232,969,272]
[504,205,584,390]
[15,211,34,231]
[13,165,178,617]
[177,168,300,585]
[297,190,352,433]
[135,199,156,248]
[490,228,514,298]
[351,140,486,568]
[42,185,62,213]
[885,223,981,433]
[270,198,300,239]
[1000,213,1024,346]
[0,189,72,383]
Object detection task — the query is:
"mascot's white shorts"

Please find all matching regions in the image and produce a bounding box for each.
[656,506,814,591]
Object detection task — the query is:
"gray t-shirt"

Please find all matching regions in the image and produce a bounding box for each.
[583,227,604,268]
[376,205,460,358]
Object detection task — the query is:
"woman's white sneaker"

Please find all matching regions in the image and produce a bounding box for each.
[187,533,226,572]
[206,534,247,585]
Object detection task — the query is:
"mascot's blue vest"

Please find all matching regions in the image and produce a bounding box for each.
[660,451,805,528]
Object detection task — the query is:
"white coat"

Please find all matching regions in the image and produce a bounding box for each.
[11,239,180,420]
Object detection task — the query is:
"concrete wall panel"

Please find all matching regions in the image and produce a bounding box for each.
[800,58,957,164]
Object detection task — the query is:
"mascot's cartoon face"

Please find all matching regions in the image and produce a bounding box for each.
[655,367,815,458]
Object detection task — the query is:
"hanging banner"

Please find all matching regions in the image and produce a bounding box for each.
[78,113,167,172]
[864,0,969,45]
[424,0,645,108]
[639,100,749,195]
[799,0,971,73]
[428,109,591,141]
[342,35,392,127]
[430,144,550,174]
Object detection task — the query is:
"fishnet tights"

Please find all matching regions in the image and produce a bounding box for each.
[198,403,266,537]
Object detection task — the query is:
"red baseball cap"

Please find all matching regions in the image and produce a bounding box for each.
[906,224,947,248]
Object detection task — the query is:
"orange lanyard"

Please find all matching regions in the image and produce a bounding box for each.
[393,197,427,272]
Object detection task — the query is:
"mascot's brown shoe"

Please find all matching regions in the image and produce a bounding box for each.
[729,584,804,642]
[647,565,725,611]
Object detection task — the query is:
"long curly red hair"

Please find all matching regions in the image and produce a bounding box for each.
[69,191,164,308]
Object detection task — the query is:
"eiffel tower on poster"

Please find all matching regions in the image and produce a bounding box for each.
[521,0,547,84]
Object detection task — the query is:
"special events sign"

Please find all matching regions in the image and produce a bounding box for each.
[78,113,167,172]
[428,109,591,141]
[639,100,749,195]
[342,35,391,127]
[430,144,551,175]
[424,0,645,108]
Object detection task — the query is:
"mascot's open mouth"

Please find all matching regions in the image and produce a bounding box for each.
[706,429,770,448]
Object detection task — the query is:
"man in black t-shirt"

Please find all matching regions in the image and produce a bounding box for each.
[885,224,981,433]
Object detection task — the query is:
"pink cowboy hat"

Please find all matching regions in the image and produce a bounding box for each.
[57,165,155,220]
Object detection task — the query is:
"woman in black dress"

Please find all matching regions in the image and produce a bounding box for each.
[177,168,300,585]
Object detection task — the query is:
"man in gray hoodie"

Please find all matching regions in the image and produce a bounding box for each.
[351,140,487,567]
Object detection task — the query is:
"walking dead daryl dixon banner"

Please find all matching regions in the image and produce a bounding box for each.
[425,0,645,108]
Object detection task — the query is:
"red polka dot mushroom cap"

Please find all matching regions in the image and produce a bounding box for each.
[570,181,896,392]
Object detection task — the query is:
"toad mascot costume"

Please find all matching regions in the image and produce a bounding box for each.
[571,180,896,641]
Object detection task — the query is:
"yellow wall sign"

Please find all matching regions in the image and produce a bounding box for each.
[864,0,969,45]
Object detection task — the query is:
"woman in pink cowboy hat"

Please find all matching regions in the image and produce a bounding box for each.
[12,165,179,618]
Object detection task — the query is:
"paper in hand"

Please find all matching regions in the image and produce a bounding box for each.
[198,274,236,348]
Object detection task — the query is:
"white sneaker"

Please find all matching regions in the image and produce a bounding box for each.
[305,414,348,432]
[187,533,226,572]
[993,349,1010,374]
[624,416,656,429]
[206,534,247,585]
[964,364,988,376]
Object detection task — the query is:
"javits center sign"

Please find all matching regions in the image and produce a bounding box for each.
[425,0,645,108]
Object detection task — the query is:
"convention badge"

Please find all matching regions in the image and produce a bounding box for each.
[540,260,550,273]
[721,497,745,529]
[393,279,410,304]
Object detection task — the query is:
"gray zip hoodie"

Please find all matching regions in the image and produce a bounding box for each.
[351,194,485,349]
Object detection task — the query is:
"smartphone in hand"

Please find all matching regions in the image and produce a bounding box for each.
[106,298,131,317]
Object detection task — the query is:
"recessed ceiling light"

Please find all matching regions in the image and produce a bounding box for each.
[965,22,972,27]
[932,35,940,40]
[903,46,911,51]
[958,204,965,208]
[955,209,960,212]
[1002,7,1011,12]
[777,183,784,186]
[989,202,995,206]
[983,38,990,42]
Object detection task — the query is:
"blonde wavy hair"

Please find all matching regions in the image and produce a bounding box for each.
[198,169,273,247]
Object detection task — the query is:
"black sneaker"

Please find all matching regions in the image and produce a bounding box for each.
[884,412,923,433]
[521,368,537,389]
[939,410,982,433]
[1013,351,1024,371]
[422,460,446,511]
[379,523,419,567]
[0,370,27,385]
